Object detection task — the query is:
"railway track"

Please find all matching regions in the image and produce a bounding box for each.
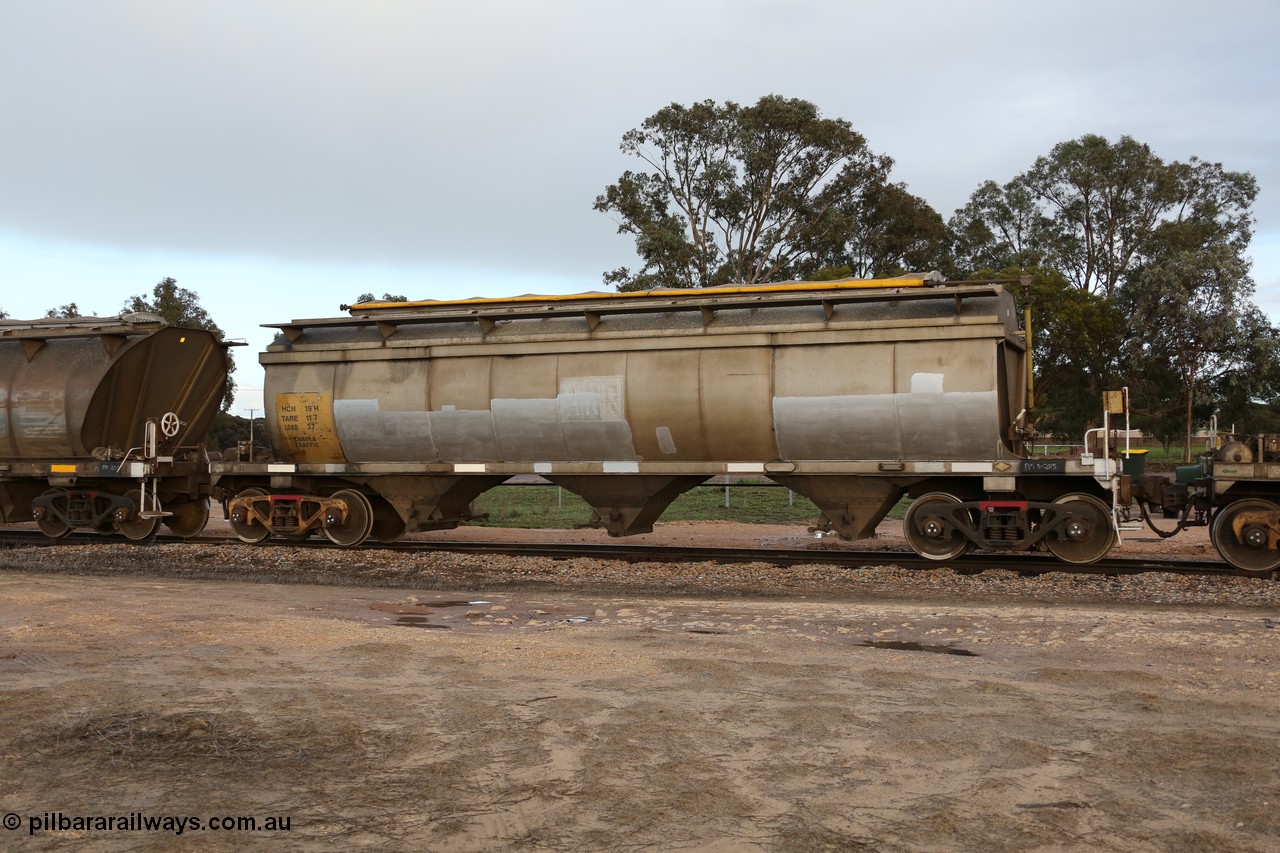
[0,526,1257,578]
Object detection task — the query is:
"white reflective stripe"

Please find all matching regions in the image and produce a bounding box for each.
[128,462,147,478]
[267,464,296,473]
[727,463,765,473]
[603,461,640,473]
[914,462,946,473]
[951,462,994,473]
[533,463,553,474]
[454,464,488,473]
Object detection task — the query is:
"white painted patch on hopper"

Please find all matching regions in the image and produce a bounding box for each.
[333,390,638,463]
[655,426,677,454]
[773,372,1001,461]
[911,373,945,394]
[560,376,625,420]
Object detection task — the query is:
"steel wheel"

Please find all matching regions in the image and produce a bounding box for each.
[904,493,970,561]
[35,488,72,539]
[117,489,161,541]
[1211,499,1280,575]
[229,487,272,544]
[323,489,374,547]
[165,498,210,538]
[1046,493,1115,564]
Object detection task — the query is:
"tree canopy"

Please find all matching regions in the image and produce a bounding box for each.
[595,95,941,290]
[355,292,409,303]
[45,302,87,319]
[948,134,1269,457]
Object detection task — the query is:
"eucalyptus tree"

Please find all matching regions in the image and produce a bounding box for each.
[1120,211,1274,459]
[355,292,409,303]
[949,134,1262,442]
[951,135,1256,299]
[45,302,86,318]
[595,95,937,290]
[802,182,950,280]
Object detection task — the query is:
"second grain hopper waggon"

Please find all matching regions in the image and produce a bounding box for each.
[214,275,1126,562]
[0,313,231,539]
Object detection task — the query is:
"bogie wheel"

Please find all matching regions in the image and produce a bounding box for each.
[165,498,211,538]
[1211,499,1280,575]
[35,488,72,539]
[117,489,161,541]
[229,487,272,544]
[904,492,971,561]
[1046,493,1115,565]
[323,489,374,547]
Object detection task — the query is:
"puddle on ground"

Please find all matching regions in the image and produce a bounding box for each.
[1016,801,1089,810]
[393,616,451,630]
[859,640,978,657]
[369,600,485,614]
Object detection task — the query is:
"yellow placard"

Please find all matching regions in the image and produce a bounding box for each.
[276,393,344,463]
[1103,390,1126,415]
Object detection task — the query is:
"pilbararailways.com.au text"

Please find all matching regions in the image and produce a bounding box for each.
[5,811,292,836]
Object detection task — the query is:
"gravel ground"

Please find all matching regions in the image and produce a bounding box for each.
[1,517,1275,608]
[1,521,1278,850]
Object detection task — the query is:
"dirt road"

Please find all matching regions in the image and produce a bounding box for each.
[1,561,1277,851]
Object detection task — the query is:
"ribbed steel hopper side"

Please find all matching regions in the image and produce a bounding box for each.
[82,326,228,457]
[0,316,228,461]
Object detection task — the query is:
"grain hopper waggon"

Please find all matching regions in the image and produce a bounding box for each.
[0,313,231,539]
[213,276,1125,562]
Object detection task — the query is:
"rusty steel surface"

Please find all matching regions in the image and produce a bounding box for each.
[256,282,1026,469]
[0,314,229,461]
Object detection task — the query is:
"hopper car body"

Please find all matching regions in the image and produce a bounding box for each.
[0,313,230,539]
[212,277,1124,563]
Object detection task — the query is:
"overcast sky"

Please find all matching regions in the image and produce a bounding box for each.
[2,0,1277,414]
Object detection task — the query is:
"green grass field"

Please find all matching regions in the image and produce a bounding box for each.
[472,483,833,529]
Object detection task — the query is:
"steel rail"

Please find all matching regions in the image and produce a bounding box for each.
[0,526,1259,578]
